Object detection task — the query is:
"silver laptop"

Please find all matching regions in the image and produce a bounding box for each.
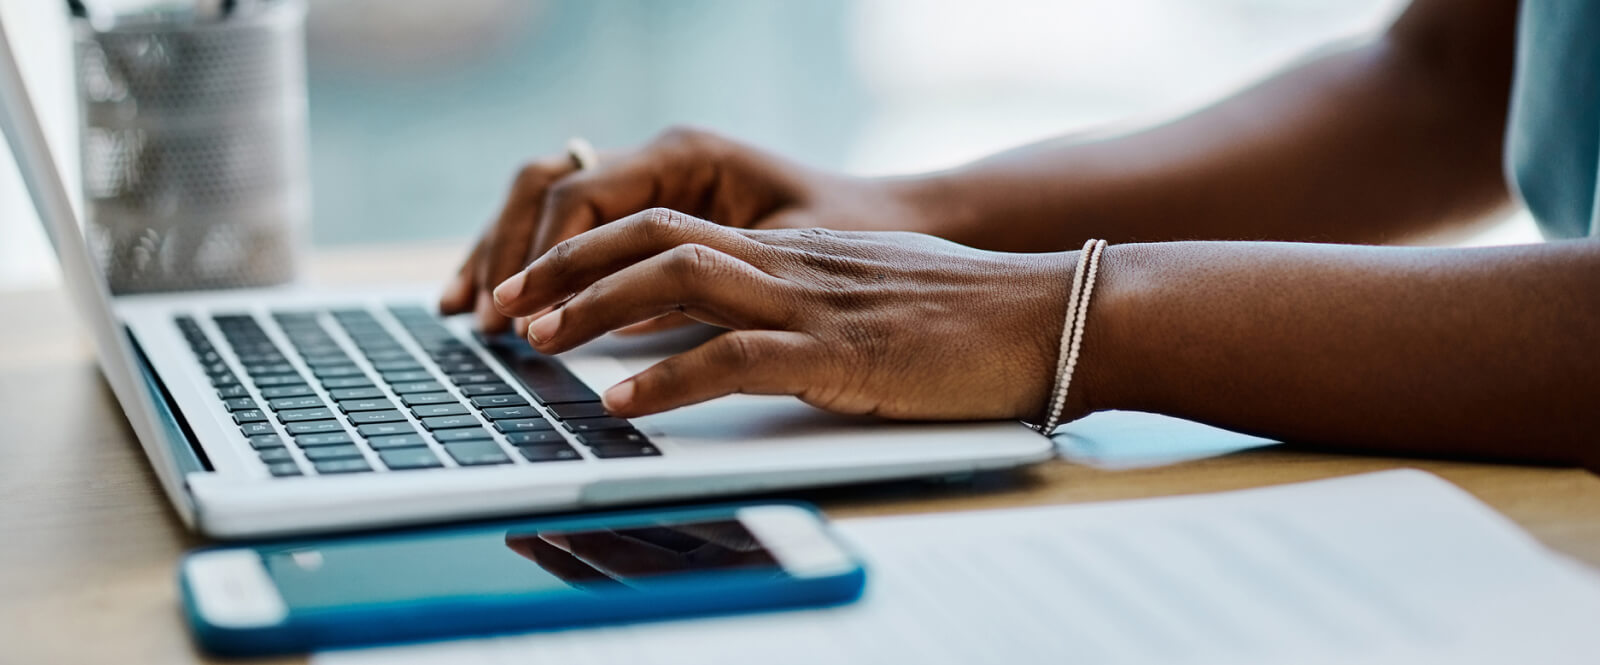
[0,16,1052,538]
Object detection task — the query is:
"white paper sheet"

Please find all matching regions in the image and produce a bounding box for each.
[1055,410,1278,469]
[315,470,1600,665]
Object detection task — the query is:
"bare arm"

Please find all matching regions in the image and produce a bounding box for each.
[907,0,1521,251]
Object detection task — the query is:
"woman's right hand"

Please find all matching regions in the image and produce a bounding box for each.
[439,126,940,333]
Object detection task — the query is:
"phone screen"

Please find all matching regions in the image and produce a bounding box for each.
[262,518,782,611]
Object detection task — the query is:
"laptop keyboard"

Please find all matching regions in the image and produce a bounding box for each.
[173,305,659,477]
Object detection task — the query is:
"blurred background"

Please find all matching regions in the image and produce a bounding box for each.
[0,0,1538,291]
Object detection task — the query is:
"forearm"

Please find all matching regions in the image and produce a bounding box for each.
[902,2,1516,252]
[1078,239,1600,467]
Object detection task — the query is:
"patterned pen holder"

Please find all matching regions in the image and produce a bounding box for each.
[74,0,309,294]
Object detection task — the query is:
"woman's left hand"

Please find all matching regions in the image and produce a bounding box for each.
[489,207,1078,421]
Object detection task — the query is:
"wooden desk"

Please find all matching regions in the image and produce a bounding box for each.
[4,243,1599,664]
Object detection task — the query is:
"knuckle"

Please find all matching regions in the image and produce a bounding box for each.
[655,124,713,149]
[544,237,577,272]
[637,207,700,243]
[664,243,720,284]
[513,161,556,191]
[542,179,585,212]
[716,333,763,370]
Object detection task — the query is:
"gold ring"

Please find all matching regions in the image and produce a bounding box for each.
[565,137,599,171]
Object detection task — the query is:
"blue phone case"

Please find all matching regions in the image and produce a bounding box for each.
[179,502,866,657]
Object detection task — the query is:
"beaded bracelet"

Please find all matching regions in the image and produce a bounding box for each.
[1034,239,1107,434]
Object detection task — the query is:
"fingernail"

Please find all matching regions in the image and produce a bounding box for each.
[539,533,570,550]
[528,308,562,344]
[493,271,527,310]
[602,380,634,411]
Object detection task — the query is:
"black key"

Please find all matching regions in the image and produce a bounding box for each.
[254,374,305,387]
[258,447,295,463]
[247,434,285,450]
[458,383,514,397]
[590,442,662,458]
[480,339,603,404]
[575,429,650,446]
[370,359,422,372]
[402,392,458,407]
[481,405,541,420]
[211,373,240,388]
[232,409,268,424]
[329,387,385,400]
[382,370,434,384]
[338,398,395,413]
[239,422,275,437]
[215,385,251,399]
[546,402,610,420]
[429,428,491,443]
[348,410,407,425]
[505,431,567,446]
[494,418,555,433]
[313,365,366,378]
[303,445,364,461]
[357,422,415,438]
[430,350,479,364]
[443,441,511,466]
[267,462,302,477]
[518,444,582,462]
[321,376,374,389]
[562,417,632,433]
[391,381,445,394]
[223,397,259,412]
[368,434,428,450]
[363,349,414,362]
[295,432,355,447]
[260,384,315,399]
[379,448,443,470]
[469,394,529,409]
[435,361,489,375]
[301,355,353,368]
[448,372,499,385]
[313,458,372,474]
[410,403,469,418]
[286,420,344,435]
[268,396,324,411]
[244,363,296,376]
[277,407,335,423]
[201,361,232,377]
[421,415,480,430]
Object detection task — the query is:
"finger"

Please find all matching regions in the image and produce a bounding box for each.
[474,157,575,332]
[504,534,619,589]
[674,524,766,552]
[493,207,764,316]
[613,312,695,337]
[438,237,486,314]
[602,331,818,417]
[524,244,793,354]
[547,531,689,579]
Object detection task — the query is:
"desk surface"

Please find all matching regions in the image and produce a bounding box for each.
[4,242,1598,665]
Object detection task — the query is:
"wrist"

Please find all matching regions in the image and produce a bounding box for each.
[880,170,985,246]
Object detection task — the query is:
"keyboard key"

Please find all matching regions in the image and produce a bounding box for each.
[421,415,480,430]
[211,373,240,388]
[590,442,661,458]
[239,422,275,437]
[562,417,632,433]
[431,428,494,442]
[286,420,344,435]
[458,383,514,397]
[321,376,374,389]
[391,381,445,394]
[295,432,355,447]
[267,396,324,411]
[410,403,469,418]
[469,394,529,409]
[368,434,428,449]
[303,445,364,461]
[338,398,395,413]
[301,354,353,367]
[260,384,315,399]
[253,374,305,387]
[575,429,650,446]
[267,462,303,477]
[379,448,443,470]
[435,361,489,375]
[313,365,366,378]
[313,458,372,474]
[247,434,285,450]
[363,349,414,362]
[370,359,422,372]
[329,387,385,400]
[547,401,609,420]
[347,410,407,425]
[480,341,602,404]
[401,392,458,407]
[448,372,499,385]
[258,447,295,463]
[518,444,582,462]
[382,370,434,383]
[277,407,335,423]
[215,385,251,399]
[232,409,268,424]
[357,422,415,438]
[494,418,556,433]
[443,441,511,466]
[481,405,541,420]
[223,397,259,412]
[505,431,567,446]
[244,363,296,376]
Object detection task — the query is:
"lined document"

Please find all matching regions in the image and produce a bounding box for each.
[317,471,1600,665]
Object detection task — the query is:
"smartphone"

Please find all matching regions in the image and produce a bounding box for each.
[179,503,866,656]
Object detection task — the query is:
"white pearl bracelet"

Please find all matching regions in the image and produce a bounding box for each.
[1034,238,1107,434]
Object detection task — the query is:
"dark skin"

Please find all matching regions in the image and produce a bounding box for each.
[442,0,1600,469]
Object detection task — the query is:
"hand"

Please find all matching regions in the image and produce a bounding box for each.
[439,127,935,333]
[489,208,1078,421]
[505,524,779,589]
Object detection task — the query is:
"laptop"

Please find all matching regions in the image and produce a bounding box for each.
[0,16,1052,538]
